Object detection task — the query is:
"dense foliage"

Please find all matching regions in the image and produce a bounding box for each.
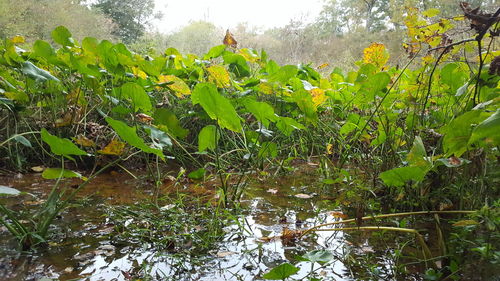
[0,4,499,280]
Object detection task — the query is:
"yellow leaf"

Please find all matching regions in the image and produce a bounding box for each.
[132,67,148,79]
[326,144,333,155]
[239,48,259,63]
[223,29,237,49]
[206,65,231,88]
[309,88,327,107]
[55,112,73,128]
[317,63,329,69]
[98,139,126,155]
[158,75,191,97]
[258,82,274,95]
[363,43,390,69]
[452,220,479,227]
[74,135,95,147]
[11,35,25,44]
[422,8,440,18]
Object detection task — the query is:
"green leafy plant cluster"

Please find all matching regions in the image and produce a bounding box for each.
[0,6,499,278]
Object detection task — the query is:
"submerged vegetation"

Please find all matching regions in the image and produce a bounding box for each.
[0,2,499,280]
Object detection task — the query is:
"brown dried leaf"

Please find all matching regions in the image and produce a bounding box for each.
[136,113,154,123]
[281,227,303,245]
[448,156,462,166]
[328,211,348,219]
[223,29,237,49]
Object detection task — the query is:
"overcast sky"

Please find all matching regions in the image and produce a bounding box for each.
[154,0,324,33]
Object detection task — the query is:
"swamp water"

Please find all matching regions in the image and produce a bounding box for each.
[1,167,428,281]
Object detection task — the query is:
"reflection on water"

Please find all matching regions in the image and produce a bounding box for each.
[0,169,404,280]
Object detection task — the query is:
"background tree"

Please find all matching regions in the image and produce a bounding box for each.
[166,21,222,55]
[93,0,161,43]
[0,0,115,42]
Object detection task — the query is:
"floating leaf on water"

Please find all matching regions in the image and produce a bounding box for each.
[263,263,299,280]
[42,168,87,180]
[31,166,45,172]
[302,250,335,264]
[267,188,278,194]
[257,236,277,243]
[328,211,348,219]
[294,193,313,199]
[216,251,237,258]
[281,227,303,244]
[0,185,21,196]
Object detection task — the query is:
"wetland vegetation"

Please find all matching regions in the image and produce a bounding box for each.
[0,1,499,280]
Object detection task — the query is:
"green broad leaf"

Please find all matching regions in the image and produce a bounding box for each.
[120,82,152,113]
[70,54,101,78]
[362,72,391,97]
[292,89,318,124]
[51,26,75,47]
[204,45,226,60]
[441,110,489,157]
[469,109,500,146]
[153,108,189,139]
[301,250,334,265]
[198,125,219,152]
[3,91,28,102]
[41,128,87,160]
[276,117,305,136]
[0,185,21,196]
[144,125,172,149]
[242,98,277,128]
[105,117,164,159]
[263,263,299,280]
[42,168,87,180]
[223,53,250,78]
[407,136,430,167]
[258,142,278,159]
[188,168,206,180]
[440,63,468,94]
[191,83,242,132]
[14,135,32,147]
[22,62,60,82]
[269,65,298,83]
[82,37,99,54]
[33,40,57,61]
[380,166,427,187]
